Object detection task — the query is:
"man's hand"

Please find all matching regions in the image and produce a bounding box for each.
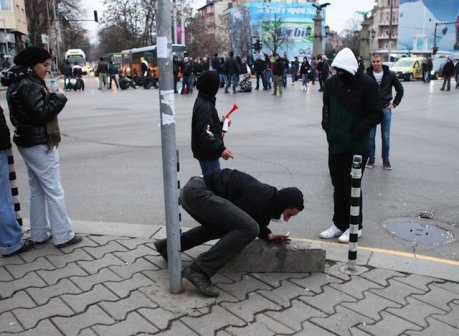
[267,234,291,244]
[387,103,395,109]
[221,148,233,160]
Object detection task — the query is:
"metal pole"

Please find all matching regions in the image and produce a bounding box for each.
[7,148,22,226]
[388,0,393,61]
[157,0,183,294]
[347,155,362,272]
[172,0,177,44]
[52,0,61,73]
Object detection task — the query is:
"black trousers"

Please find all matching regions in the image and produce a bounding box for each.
[180,177,259,277]
[328,152,368,232]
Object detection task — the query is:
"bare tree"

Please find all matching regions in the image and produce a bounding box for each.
[229,6,252,57]
[339,14,363,56]
[261,15,290,55]
[186,16,223,58]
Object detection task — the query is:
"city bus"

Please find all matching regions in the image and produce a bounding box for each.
[120,44,187,78]
[64,49,87,73]
[103,52,123,69]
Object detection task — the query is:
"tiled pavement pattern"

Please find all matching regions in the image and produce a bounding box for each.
[1,234,459,335]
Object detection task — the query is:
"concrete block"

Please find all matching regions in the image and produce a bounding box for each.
[221,239,325,273]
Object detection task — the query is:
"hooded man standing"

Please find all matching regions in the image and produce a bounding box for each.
[191,71,233,175]
[154,168,304,297]
[320,48,383,243]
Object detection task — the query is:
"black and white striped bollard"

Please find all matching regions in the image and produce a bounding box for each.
[348,154,362,272]
[7,147,23,226]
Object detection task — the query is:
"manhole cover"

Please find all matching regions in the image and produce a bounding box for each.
[383,218,454,249]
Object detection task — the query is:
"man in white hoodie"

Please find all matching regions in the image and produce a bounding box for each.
[319,48,383,243]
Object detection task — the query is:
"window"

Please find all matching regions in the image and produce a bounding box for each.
[0,0,11,11]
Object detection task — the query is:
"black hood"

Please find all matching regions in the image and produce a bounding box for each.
[1,65,33,87]
[196,71,220,97]
[272,187,304,218]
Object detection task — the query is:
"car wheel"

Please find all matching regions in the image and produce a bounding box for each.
[406,73,413,81]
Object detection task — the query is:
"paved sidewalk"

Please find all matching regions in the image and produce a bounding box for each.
[1,221,458,336]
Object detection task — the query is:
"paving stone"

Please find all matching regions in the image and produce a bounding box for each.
[215,274,272,300]
[386,296,446,327]
[52,305,115,336]
[0,272,47,298]
[330,276,383,300]
[394,273,444,291]
[434,281,459,295]
[113,245,157,264]
[27,278,82,305]
[360,268,405,286]
[152,320,199,336]
[217,272,245,283]
[109,256,158,279]
[87,235,128,246]
[138,307,177,330]
[104,272,153,298]
[0,254,25,267]
[70,267,123,291]
[47,249,95,268]
[0,311,23,333]
[116,237,154,250]
[61,284,118,313]
[5,256,55,279]
[0,266,13,281]
[58,237,96,253]
[251,272,306,288]
[341,291,401,320]
[77,254,126,275]
[181,305,245,336]
[17,319,64,336]
[358,311,423,336]
[83,241,129,259]
[92,311,159,336]
[413,283,459,311]
[289,272,344,294]
[404,317,459,335]
[223,321,277,336]
[37,262,88,285]
[258,279,316,308]
[310,305,375,336]
[432,301,459,328]
[220,292,282,322]
[0,290,36,314]
[297,320,347,335]
[370,279,425,305]
[75,328,98,336]
[98,290,157,320]
[13,297,74,329]
[265,298,326,332]
[252,313,296,334]
[299,285,357,314]
[323,262,351,281]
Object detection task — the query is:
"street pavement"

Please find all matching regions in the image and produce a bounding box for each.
[1,75,459,335]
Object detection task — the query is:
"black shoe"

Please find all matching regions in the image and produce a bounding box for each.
[182,265,219,297]
[154,239,168,262]
[55,234,82,248]
[440,88,445,91]
[33,235,52,246]
[2,240,34,257]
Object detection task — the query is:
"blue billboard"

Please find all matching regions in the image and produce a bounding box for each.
[397,0,459,51]
[231,3,325,59]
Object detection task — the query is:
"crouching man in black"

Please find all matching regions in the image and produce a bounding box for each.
[154,168,304,297]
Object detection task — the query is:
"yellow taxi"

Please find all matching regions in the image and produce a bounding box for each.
[390,57,424,81]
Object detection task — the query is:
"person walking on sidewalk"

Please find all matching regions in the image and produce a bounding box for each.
[299,57,311,90]
[191,71,233,175]
[320,48,383,243]
[366,54,404,170]
[272,54,284,96]
[155,168,304,297]
[4,46,82,248]
[0,105,33,257]
[96,57,108,89]
[224,51,239,94]
[440,57,455,91]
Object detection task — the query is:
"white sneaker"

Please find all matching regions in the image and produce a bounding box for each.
[338,228,362,243]
[319,225,343,239]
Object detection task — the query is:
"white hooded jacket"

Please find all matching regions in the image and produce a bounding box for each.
[331,48,358,75]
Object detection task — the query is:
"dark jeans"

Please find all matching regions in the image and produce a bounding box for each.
[180,177,260,277]
[441,75,452,91]
[255,72,264,89]
[328,152,368,232]
[199,159,220,175]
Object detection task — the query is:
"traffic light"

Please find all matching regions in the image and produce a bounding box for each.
[432,46,438,55]
[94,10,98,23]
[255,39,261,51]
[332,49,337,57]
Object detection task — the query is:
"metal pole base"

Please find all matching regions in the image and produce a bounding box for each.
[339,264,368,276]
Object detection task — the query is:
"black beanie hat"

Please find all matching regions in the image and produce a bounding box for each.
[196,70,220,97]
[14,46,52,67]
[278,187,304,211]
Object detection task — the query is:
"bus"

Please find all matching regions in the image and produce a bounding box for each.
[121,44,187,78]
[65,49,87,73]
[103,52,123,69]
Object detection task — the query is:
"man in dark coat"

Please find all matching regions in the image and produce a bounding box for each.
[320,48,383,243]
[253,54,266,90]
[155,168,304,297]
[224,51,239,94]
[191,71,233,174]
[440,57,455,91]
[272,54,284,96]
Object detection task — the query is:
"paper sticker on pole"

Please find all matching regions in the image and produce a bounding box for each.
[160,90,176,125]
[157,36,168,59]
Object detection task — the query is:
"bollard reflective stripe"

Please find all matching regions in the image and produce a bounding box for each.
[7,148,22,226]
[347,154,362,271]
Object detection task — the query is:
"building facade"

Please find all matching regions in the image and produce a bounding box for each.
[369,0,399,52]
[0,0,28,65]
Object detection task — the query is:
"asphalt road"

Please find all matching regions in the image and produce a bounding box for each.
[2,75,458,261]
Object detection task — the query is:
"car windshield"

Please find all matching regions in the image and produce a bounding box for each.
[394,59,414,67]
[432,59,446,69]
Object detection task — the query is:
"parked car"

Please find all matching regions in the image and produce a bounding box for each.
[391,57,424,81]
[430,57,448,80]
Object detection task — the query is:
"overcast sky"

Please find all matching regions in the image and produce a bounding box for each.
[81,0,377,42]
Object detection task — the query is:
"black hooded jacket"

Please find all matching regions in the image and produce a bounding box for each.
[366,64,404,108]
[191,71,225,160]
[4,66,67,147]
[0,106,11,150]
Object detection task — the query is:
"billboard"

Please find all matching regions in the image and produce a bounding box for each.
[230,3,325,59]
[397,0,459,51]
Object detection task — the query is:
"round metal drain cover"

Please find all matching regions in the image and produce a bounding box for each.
[383,218,454,249]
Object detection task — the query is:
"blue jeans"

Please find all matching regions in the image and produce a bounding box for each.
[369,107,392,161]
[424,71,430,83]
[225,74,238,93]
[302,74,308,86]
[265,69,272,89]
[182,76,191,94]
[0,150,24,255]
[199,159,220,175]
